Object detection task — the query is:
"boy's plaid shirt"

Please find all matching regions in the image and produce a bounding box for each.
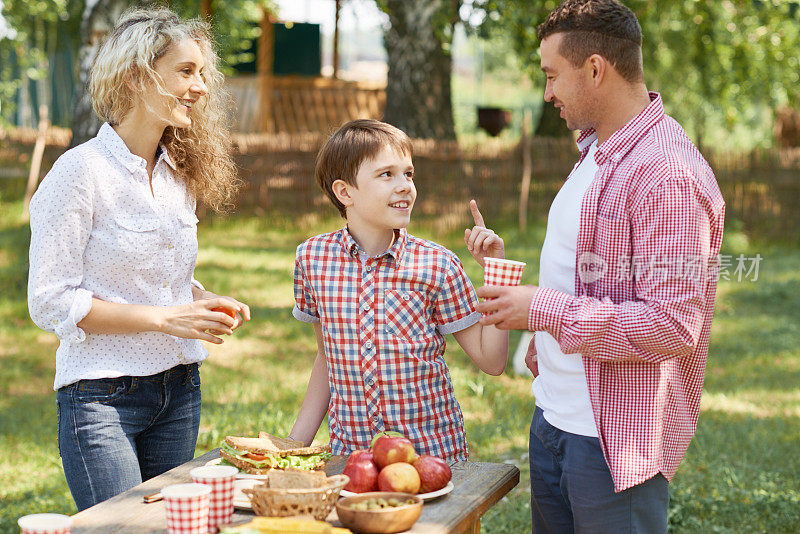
[529,93,726,491]
[293,227,481,460]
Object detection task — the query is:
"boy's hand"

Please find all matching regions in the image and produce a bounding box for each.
[464,199,505,267]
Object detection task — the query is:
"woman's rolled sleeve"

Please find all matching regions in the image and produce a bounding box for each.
[52,288,93,343]
[27,155,94,344]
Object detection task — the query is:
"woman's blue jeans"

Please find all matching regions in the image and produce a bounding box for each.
[56,364,202,511]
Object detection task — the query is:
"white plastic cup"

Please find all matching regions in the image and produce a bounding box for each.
[189,465,238,533]
[161,483,211,534]
[17,513,72,534]
[483,257,526,286]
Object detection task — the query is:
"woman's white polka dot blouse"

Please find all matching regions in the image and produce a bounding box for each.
[28,123,208,390]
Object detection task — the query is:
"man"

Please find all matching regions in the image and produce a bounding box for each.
[474,0,725,532]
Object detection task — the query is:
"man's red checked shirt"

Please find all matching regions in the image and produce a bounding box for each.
[293,228,480,461]
[528,93,726,492]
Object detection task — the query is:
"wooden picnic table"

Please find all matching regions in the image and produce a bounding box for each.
[70,449,520,534]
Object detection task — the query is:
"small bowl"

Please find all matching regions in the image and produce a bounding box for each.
[336,492,423,534]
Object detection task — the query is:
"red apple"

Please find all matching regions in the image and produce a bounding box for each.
[370,430,403,449]
[346,448,374,465]
[343,454,379,493]
[413,455,452,493]
[372,435,417,468]
[377,462,421,494]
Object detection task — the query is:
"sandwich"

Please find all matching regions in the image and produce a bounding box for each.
[219,432,332,474]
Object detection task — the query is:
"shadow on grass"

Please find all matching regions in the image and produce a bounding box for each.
[708,269,800,392]
[0,478,75,534]
[671,411,800,533]
[0,348,58,401]
[0,392,57,444]
[479,408,800,534]
[0,392,74,533]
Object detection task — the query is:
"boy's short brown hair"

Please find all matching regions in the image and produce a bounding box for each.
[538,0,643,83]
[316,119,413,218]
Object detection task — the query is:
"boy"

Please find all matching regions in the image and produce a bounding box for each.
[289,119,508,461]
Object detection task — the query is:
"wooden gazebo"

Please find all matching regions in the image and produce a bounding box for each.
[225,5,386,134]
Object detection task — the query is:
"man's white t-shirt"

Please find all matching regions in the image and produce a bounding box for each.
[533,140,599,437]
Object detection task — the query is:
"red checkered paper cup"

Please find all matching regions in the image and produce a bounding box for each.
[17,514,71,534]
[161,483,211,534]
[17,513,72,534]
[484,258,526,286]
[189,465,238,533]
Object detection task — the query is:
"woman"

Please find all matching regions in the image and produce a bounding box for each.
[27,7,248,511]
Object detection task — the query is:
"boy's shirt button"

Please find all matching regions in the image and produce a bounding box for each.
[365,266,372,272]
[366,376,376,386]
[364,340,374,349]
[362,304,371,312]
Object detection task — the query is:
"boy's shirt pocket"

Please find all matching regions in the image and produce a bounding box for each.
[383,289,435,339]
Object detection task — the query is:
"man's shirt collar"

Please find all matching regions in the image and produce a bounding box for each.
[576,92,664,165]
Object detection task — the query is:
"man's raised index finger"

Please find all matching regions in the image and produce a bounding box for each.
[470,199,486,227]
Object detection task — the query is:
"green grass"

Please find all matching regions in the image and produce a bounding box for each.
[1,195,799,533]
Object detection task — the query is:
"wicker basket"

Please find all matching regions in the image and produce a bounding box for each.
[242,474,349,520]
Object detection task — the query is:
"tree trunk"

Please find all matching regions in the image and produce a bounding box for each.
[70,0,131,148]
[381,0,459,140]
[22,105,50,220]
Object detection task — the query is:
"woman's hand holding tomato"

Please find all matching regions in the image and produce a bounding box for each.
[196,290,250,329]
[159,295,250,344]
[208,295,249,330]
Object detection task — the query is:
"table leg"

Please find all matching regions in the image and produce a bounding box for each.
[470,518,481,533]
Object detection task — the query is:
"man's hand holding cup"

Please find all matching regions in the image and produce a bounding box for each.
[464,200,537,330]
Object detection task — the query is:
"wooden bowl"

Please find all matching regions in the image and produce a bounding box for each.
[335,492,423,534]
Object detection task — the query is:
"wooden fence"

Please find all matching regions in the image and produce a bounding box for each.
[231,134,578,233]
[226,75,385,134]
[230,133,800,239]
[708,148,800,238]
[2,125,799,240]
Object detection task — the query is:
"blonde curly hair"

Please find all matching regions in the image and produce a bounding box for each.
[89,7,240,213]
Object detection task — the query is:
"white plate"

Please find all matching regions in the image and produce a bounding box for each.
[232,478,259,510]
[205,457,269,479]
[233,498,252,510]
[339,481,454,501]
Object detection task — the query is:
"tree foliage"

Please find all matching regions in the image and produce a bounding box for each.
[0,0,274,128]
[0,0,79,126]
[466,0,800,147]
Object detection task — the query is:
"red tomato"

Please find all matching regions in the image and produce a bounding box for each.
[245,452,269,461]
[211,306,236,319]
